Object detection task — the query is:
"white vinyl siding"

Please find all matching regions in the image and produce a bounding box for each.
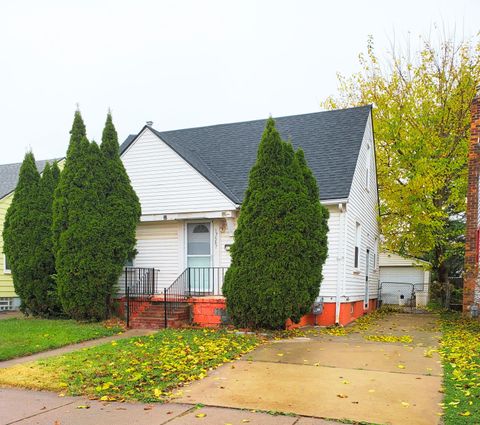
[365,143,371,191]
[217,218,236,268]
[379,251,429,268]
[379,266,425,285]
[342,114,380,302]
[318,205,341,300]
[131,221,183,290]
[121,128,237,216]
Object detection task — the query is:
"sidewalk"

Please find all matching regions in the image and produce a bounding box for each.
[0,388,340,425]
[0,329,155,369]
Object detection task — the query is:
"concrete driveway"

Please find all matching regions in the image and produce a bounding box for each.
[175,313,443,425]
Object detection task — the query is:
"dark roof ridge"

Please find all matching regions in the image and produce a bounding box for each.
[155,105,372,135]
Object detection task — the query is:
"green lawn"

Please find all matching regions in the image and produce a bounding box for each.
[0,318,123,361]
[0,328,260,402]
[439,312,480,423]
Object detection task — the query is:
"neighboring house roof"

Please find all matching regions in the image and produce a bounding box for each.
[0,159,61,200]
[120,105,372,203]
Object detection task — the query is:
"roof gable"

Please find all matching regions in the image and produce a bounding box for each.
[121,106,372,203]
[121,127,237,215]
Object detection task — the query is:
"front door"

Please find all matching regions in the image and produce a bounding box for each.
[364,248,370,309]
[186,222,212,294]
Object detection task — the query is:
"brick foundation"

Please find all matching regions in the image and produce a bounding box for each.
[190,296,227,328]
[285,299,377,329]
[116,295,378,329]
[190,297,378,329]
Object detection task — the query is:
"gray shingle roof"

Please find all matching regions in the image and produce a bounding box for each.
[0,159,60,200]
[121,106,372,203]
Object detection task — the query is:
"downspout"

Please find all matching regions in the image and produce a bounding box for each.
[335,203,347,324]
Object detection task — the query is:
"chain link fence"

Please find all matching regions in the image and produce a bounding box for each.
[379,281,427,309]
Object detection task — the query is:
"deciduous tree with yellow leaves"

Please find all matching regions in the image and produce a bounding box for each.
[323,34,480,284]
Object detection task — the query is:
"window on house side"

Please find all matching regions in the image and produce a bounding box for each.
[4,255,11,274]
[354,222,361,269]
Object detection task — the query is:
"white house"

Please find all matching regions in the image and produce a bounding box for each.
[119,105,380,327]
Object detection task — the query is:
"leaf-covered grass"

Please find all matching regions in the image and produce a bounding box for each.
[0,318,123,361]
[0,328,260,402]
[439,312,480,423]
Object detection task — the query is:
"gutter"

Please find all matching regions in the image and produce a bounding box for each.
[335,202,347,324]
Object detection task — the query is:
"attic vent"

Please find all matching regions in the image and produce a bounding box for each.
[146,121,153,126]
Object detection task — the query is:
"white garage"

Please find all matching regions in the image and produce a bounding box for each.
[379,251,431,306]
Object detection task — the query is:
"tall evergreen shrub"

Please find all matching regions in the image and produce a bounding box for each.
[3,154,61,315]
[52,111,86,255]
[55,136,108,320]
[97,113,140,310]
[54,111,140,320]
[295,149,329,305]
[3,153,40,313]
[223,118,329,329]
[29,161,62,315]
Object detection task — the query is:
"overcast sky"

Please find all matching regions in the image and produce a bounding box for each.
[0,0,478,164]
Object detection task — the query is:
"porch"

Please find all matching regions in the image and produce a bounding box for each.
[119,266,228,328]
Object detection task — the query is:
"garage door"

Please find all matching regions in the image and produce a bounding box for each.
[379,266,424,305]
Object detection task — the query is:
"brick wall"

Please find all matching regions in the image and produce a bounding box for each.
[464,88,480,310]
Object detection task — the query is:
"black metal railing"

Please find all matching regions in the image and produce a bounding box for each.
[186,267,227,296]
[125,267,158,327]
[163,268,190,327]
[162,267,228,328]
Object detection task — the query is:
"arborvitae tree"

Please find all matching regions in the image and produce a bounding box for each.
[2,153,42,314]
[55,136,109,320]
[26,161,63,315]
[52,110,86,255]
[54,111,140,321]
[223,118,328,329]
[295,149,329,306]
[97,113,141,313]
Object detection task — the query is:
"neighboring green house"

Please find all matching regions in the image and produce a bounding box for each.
[0,159,62,310]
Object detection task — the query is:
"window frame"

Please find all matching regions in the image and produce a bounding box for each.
[3,255,11,274]
[354,222,361,271]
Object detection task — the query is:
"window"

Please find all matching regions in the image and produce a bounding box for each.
[354,222,361,269]
[0,297,13,311]
[373,237,378,270]
[365,143,371,190]
[3,255,11,274]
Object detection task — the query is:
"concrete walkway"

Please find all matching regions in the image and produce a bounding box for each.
[0,329,155,369]
[0,388,342,425]
[175,313,443,425]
